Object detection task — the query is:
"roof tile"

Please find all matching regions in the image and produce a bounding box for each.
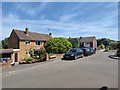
[80,36,96,42]
[14,29,52,41]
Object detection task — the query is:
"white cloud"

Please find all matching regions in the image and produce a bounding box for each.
[59,13,79,22]
[2,11,118,40]
[15,2,48,16]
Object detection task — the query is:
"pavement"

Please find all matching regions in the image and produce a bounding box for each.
[1,51,119,88]
[2,58,56,76]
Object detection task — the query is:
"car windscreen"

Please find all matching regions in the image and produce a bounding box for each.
[69,49,77,52]
[82,48,90,51]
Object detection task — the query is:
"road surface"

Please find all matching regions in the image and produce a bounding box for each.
[2,51,118,88]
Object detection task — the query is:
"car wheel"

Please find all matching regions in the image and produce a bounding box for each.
[11,63,15,66]
[81,54,84,58]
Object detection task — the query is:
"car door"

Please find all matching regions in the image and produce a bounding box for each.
[77,49,81,57]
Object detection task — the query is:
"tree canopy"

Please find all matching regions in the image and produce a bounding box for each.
[44,37,72,54]
[67,37,79,48]
[1,38,8,49]
[97,38,117,49]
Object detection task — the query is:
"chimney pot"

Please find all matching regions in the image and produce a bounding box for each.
[49,33,52,36]
[25,27,29,35]
[80,37,82,39]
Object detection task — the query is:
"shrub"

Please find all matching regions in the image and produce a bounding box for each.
[34,48,46,61]
[101,44,105,49]
[39,48,46,60]
[44,37,72,54]
[29,48,34,57]
[25,57,33,62]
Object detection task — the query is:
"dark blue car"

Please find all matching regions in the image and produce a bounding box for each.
[81,48,91,56]
[63,48,84,60]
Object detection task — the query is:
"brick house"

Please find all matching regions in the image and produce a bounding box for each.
[8,28,52,62]
[79,36,97,49]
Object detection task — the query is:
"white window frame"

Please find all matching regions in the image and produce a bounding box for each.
[35,41,42,46]
[25,40,31,44]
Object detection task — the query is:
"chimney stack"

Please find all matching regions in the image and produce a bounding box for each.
[80,36,82,39]
[49,32,52,36]
[25,27,29,36]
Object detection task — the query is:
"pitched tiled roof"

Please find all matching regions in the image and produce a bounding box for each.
[13,29,52,41]
[80,36,96,42]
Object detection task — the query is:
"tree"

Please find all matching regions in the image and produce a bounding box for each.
[109,41,117,50]
[44,37,72,54]
[97,38,115,49]
[67,37,79,48]
[1,38,8,49]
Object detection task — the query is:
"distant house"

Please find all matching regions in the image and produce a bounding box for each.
[8,28,52,62]
[79,36,97,49]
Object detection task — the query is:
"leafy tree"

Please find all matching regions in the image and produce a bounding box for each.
[67,37,79,48]
[1,38,8,49]
[97,38,116,49]
[44,37,72,54]
[109,41,117,50]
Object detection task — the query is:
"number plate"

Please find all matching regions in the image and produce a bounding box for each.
[65,56,69,58]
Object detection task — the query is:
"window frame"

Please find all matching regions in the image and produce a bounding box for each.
[35,41,42,46]
[25,40,31,45]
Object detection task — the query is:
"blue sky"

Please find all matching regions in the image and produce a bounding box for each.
[2,2,118,40]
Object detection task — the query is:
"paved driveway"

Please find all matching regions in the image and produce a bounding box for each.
[2,51,118,88]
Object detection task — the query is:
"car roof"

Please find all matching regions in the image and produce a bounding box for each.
[81,47,89,49]
[70,48,79,49]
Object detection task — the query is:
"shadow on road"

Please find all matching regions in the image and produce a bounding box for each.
[61,58,75,61]
[99,86,108,90]
[108,55,120,60]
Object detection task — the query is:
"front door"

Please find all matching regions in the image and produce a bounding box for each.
[15,53,18,62]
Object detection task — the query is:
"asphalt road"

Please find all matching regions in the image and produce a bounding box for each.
[2,51,118,88]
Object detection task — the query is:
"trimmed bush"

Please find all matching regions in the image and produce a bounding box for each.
[44,37,72,54]
[24,57,34,64]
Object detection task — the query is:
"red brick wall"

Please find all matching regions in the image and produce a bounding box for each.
[19,40,44,61]
[8,30,19,49]
[92,38,97,49]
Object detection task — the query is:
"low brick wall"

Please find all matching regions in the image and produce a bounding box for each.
[2,60,11,68]
[56,54,64,59]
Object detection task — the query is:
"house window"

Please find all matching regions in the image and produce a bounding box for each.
[36,41,42,46]
[84,42,90,47]
[25,40,31,44]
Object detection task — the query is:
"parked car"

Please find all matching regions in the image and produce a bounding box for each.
[0,58,15,66]
[89,47,96,54]
[0,58,7,65]
[63,48,84,60]
[81,48,91,56]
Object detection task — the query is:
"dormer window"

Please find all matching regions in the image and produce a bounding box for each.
[36,41,42,46]
[25,40,31,44]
